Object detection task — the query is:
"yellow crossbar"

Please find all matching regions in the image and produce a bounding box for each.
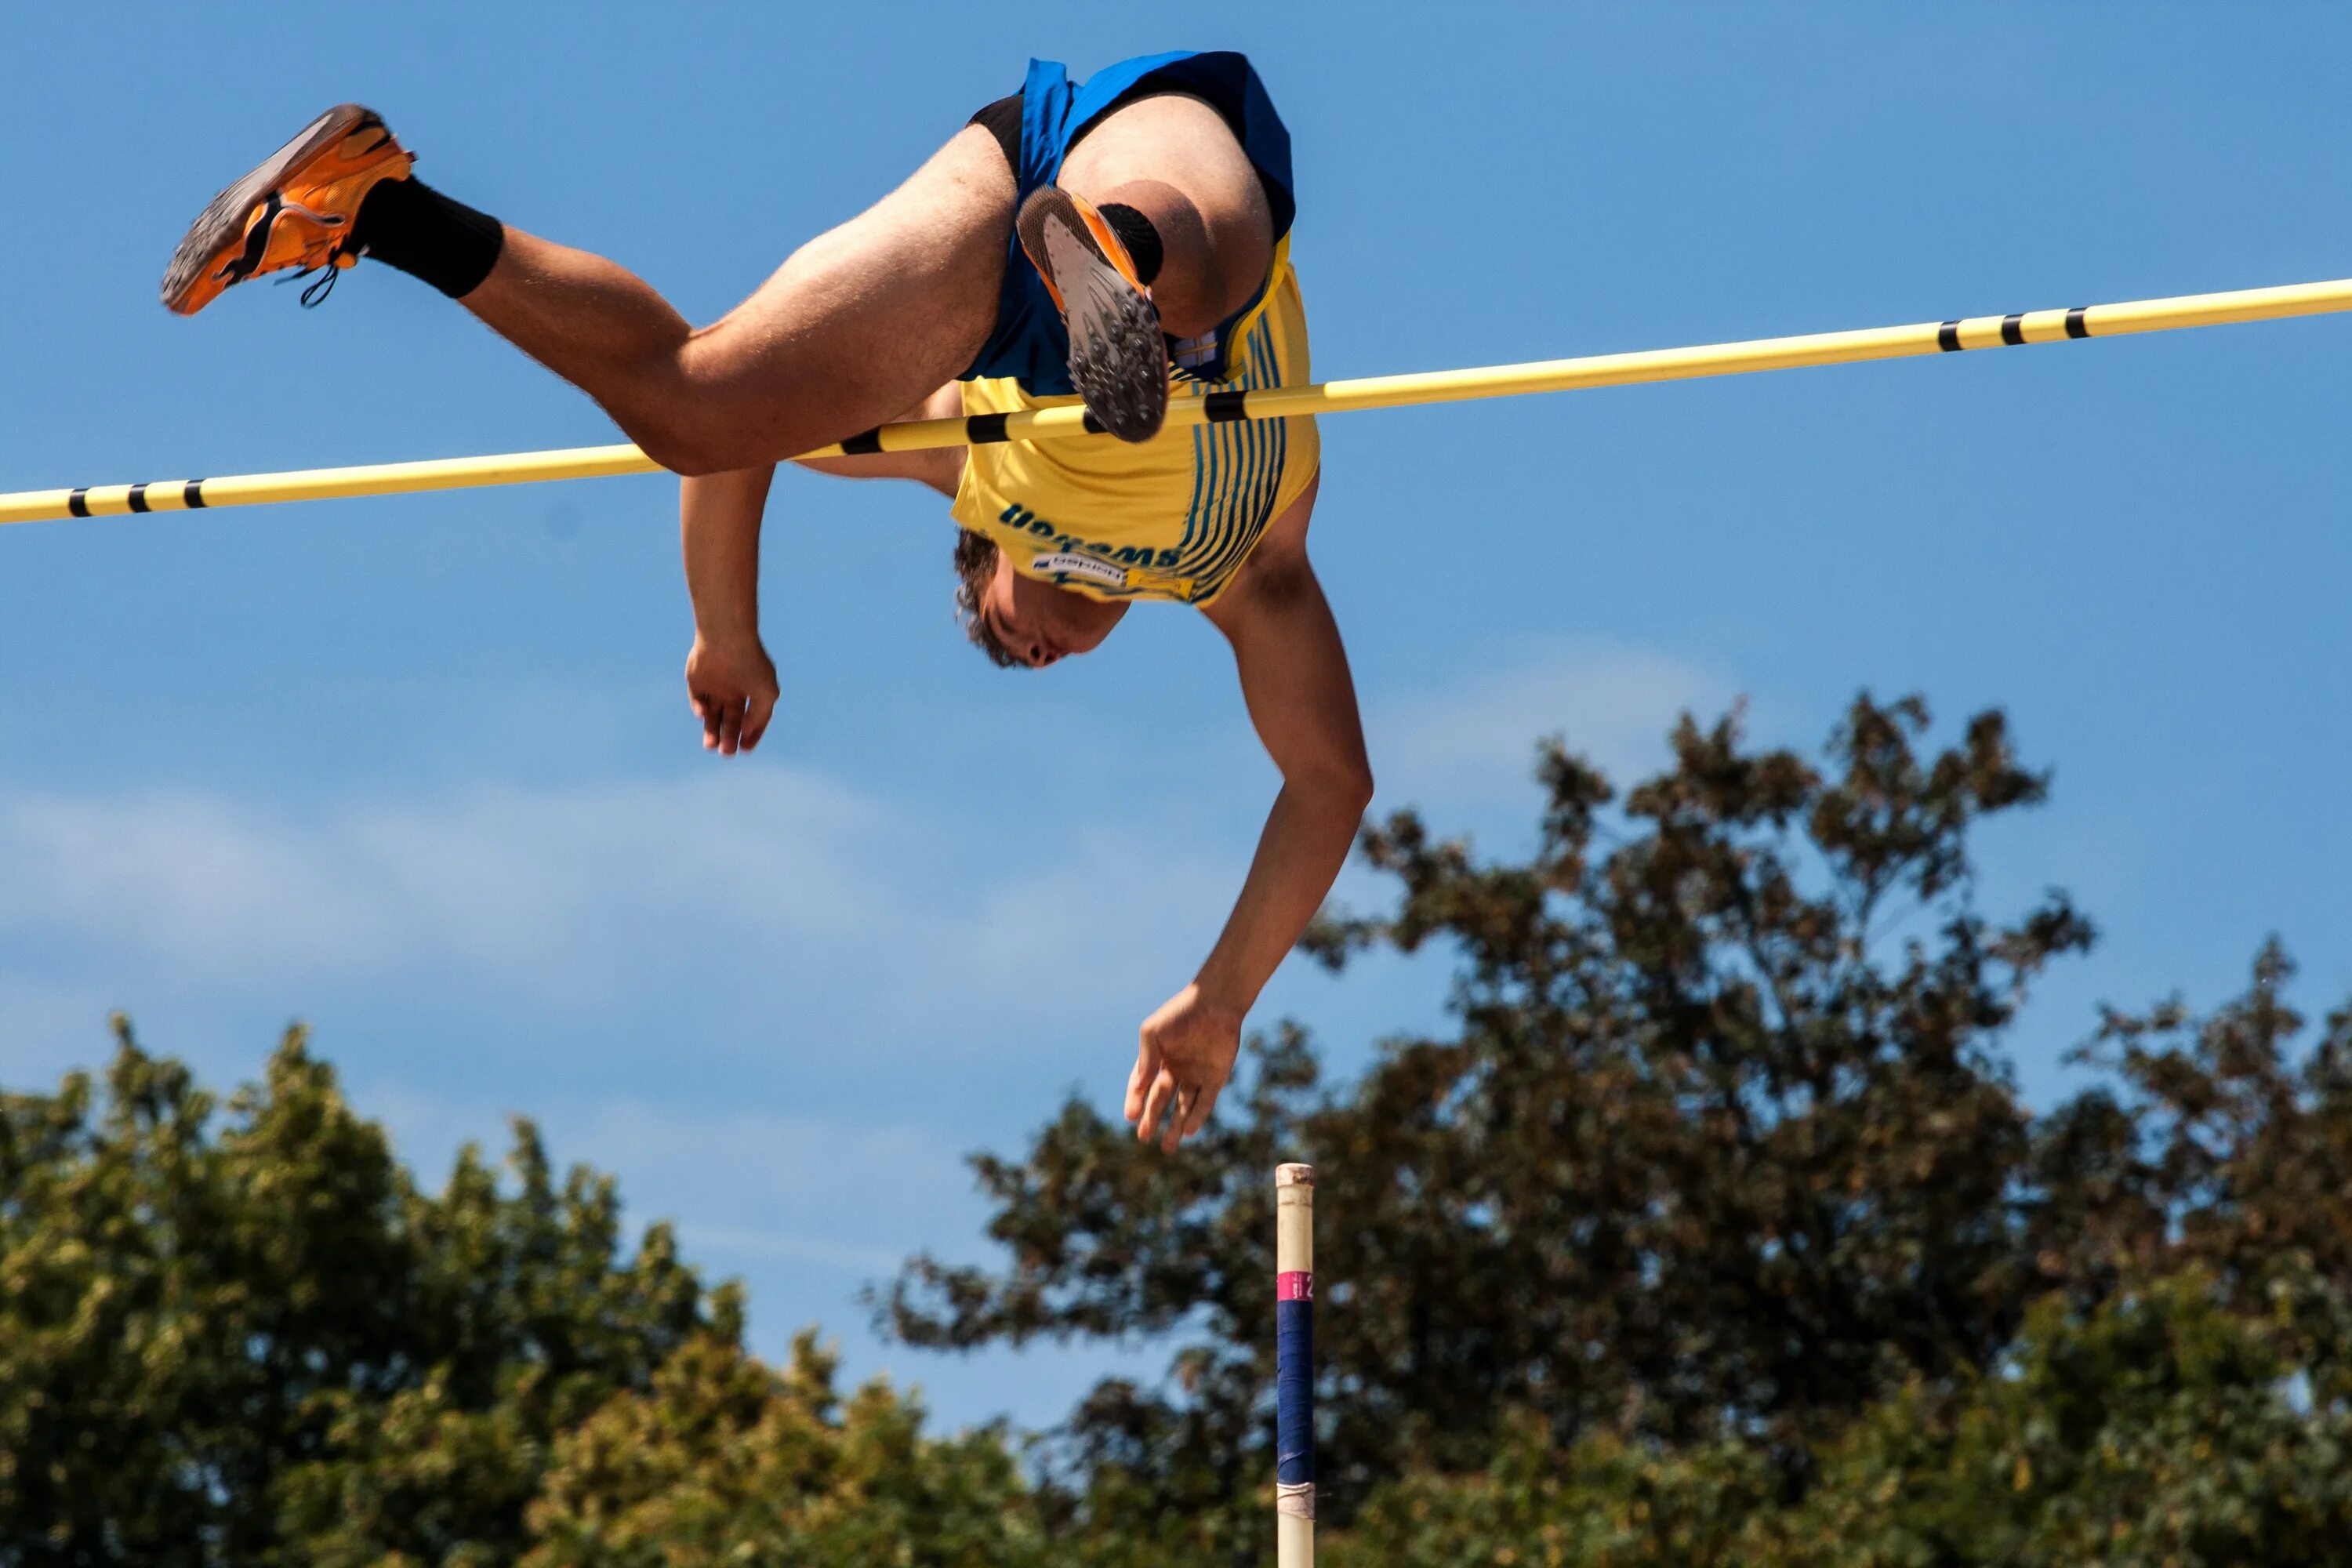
[6,275,2349,528]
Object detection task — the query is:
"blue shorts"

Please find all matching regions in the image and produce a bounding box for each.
[960,50,1298,397]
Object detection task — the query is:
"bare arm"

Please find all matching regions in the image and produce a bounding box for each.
[1128,479,1374,1149]
[791,380,965,496]
[677,387,963,754]
[681,465,780,755]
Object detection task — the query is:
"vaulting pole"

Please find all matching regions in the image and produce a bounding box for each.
[6,274,2350,528]
[1276,1162,1316,1568]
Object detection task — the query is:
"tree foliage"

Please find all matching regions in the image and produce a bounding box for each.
[880,695,2352,1556]
[522,1330,1044,1566]
[12,693,2352,1564]
[0,1022,1026,1567]
[1331,1267,2352,1567]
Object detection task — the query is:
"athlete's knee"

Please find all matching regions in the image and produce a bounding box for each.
[624,406,738,477]
[626,405,774,477]
[622,350,807,474]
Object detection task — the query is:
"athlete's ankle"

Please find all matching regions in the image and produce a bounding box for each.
[1094,202,1164,285]
[352,176,505,299]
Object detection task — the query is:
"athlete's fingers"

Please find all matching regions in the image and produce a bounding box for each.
[1162,1083,1192,1152]
[1137,1064,1178,1145]
[1127,1027,1162,1123]
[1177,1076,1223,1143]
[1124,1047,1153,1123]
[740,690,775,753]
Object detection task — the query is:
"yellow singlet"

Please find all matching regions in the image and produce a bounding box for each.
[951,248,1321,607]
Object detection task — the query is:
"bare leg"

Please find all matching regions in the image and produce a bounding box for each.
[458,125,1014,474]
[428,94,1272,474]
[1058,93,1275,337]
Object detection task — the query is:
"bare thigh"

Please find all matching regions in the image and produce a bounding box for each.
[677,125,1013,466]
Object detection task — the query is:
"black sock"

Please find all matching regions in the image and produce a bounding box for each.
[1096,201,1164,286]
[351,176,506,299]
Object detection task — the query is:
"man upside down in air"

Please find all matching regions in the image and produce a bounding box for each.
[164,49,1370,1154]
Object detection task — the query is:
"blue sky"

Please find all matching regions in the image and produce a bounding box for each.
[7,4,2352,1432]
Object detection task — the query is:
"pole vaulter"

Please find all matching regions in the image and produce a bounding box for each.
[20,67,2352,1164]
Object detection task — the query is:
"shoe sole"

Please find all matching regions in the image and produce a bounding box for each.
[162,103,376,314]
[1017,187,1168,443]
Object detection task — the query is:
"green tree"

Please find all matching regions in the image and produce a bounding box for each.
[878,695,2101,1541]
[2029,940,2352,1310]
[522,1330,1044,1566]
[0,1022,1034,1567]
[883,692,2352,1559]
[1332,1267,2352,1567]
[16,690,2352,1566]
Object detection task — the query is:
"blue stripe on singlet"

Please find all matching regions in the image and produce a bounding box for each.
[1181,417,1242,590]
[1236,333,1289,566]
[1236,357,1274,556]
[1183,418,1223,579]
[1178,347,1258,588]
[1181,423,1210,560]
[1180,329,1288,597]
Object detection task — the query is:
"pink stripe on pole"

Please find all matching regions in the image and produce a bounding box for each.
[1278,1270,1314,1301]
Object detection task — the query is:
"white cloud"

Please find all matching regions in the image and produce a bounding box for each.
[355,1078,970,1269]
[1368,639,1730,810]
[0,641,1719,1055]
[2,790,395,971]
[0,773,899,1014]
[0,765,1240,1057]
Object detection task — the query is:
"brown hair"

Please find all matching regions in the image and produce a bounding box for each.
[953,529,1025,669]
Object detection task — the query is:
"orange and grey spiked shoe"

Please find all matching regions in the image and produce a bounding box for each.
[162,104,414,314]
[1016,186,1168,443]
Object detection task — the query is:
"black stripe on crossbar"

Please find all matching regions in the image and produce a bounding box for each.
[1936,321,1963,352]
[185,481,208,510]
[1203,390,1250,421]
[964,412,1011,445]
[127,483,151,514]
[2000,313,2026,346]
[2064,307,2089,339]
[838,427,884,456]
[67,488,90,517]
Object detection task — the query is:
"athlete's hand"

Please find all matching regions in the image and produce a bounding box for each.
[1128,983,1245,1152]
[684,633,779,756]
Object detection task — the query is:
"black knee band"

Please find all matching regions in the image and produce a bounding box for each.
[1095,201,1163,286]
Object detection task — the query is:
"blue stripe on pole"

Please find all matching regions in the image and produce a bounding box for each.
[1276,1295,1314,1486]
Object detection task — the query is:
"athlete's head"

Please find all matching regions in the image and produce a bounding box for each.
[953,531,1128,668]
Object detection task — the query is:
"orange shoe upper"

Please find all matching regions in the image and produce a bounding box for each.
[168,112,414,315]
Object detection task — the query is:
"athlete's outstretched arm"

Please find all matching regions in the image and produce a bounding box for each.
[681,465,780,755]
[1129,478,1373,1151]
